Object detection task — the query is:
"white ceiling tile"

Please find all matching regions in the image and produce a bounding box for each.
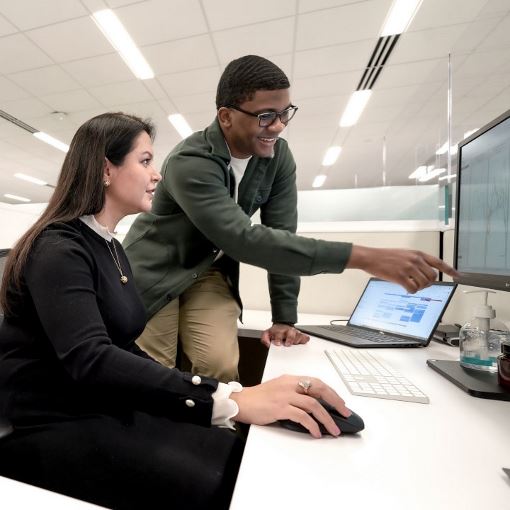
[212,18,295,64]
[61,54,134,88]
[182,111,215,131]
[294,40,374,78]
[451,18,502,53]
[66,108,112,126]
[22,114,77,135]
[110,100,164,119]
[296,0,391,51]
[40,89,102,113]
[376,59,444,89]
[295,96,344,117]
[158,66,220,97]
[411,0,489,32]
[479,0,510,15]
[117,0,207,46]
[202,0,295,31]
[104,0,149,7]
[8,66,81,96]
[454,48,510,79]
[292,71,360,100]
[0,77,31,101]
[1,97,52,120]
[88,80,154,106]
[0,0,87,30]
[0,119,28,139]
[0,13,16,35]
[142,79,168,100]
[26,17,114,63]
[172,92,216,114]
[144,34,217,76]
[266,54,294,79]
[299,0,369,14]
[0,34,53,74]
[390,25,469,64]
[477,14,510,50]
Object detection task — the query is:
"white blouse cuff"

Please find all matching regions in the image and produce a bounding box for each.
[211,381,243,429]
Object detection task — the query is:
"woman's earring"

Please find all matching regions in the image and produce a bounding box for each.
[104,179,111,187]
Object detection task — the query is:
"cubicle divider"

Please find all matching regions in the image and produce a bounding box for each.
[239,222,442,317]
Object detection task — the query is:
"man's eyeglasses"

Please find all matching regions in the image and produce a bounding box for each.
[227,104,299,127]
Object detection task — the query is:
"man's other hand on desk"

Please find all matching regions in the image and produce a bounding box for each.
[260,323,310,348]
[230,375,349,438]
[346,245,460,293]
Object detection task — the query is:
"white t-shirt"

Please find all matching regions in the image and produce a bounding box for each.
[229,155,252,202]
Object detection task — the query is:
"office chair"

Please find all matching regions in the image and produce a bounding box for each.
[0,249,13,440]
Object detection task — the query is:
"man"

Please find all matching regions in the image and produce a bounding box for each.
[124,55,457,382]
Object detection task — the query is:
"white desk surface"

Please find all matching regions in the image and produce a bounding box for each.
[231,311,510,510]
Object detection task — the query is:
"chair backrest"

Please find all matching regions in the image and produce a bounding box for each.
[0,249,9,317]
[0,249,12,437]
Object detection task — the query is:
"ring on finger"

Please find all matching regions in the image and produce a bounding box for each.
[298,379,312,394]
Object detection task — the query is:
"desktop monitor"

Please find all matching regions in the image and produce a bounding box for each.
[454,108,510,292]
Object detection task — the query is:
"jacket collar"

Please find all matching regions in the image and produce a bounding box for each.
[206,117,231,163]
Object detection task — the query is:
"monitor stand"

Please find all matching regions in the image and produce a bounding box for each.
[427,359,510,401]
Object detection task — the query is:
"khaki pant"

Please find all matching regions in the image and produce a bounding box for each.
[137,269,241,382]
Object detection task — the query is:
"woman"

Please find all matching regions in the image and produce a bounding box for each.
[0,113,351,509]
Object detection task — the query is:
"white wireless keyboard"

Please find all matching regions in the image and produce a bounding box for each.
[325,348,429,404]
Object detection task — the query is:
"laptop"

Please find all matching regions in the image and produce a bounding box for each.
[297,278,456,348]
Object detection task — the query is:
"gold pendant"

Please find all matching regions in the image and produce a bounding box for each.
[120,275,128,284]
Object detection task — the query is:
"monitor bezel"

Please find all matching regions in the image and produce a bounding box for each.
[454,107,510,292]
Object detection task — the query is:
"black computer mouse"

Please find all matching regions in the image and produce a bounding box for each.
[0,418,13,439]
[279,398,364,435]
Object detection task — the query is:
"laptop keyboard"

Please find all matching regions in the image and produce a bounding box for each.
[317,324,410,344]
[325,348,429,404]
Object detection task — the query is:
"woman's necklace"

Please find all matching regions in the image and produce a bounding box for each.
[105,239,128,284]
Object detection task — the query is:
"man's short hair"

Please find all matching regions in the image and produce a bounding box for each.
[216,55,290,109]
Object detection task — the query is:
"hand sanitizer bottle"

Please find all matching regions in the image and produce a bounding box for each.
[459,290,510,373]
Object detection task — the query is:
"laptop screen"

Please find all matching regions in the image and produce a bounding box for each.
[348,279,456,341]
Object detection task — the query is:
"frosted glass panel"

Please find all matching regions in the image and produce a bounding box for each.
[297,185,439,222]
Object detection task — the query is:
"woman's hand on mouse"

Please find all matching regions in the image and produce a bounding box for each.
[230,375,351,438]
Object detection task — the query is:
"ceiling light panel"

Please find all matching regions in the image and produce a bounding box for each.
[92,9,154,80]
[322,146,342,166]
[340,90,372,127]
[381,0,423,36]
[33,132,69,153]
[14,173,47,186]
[168,114,193,139]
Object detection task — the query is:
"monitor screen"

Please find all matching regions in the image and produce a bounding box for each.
[454,108,510,291]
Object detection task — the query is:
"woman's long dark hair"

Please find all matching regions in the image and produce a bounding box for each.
[0,112,155,316]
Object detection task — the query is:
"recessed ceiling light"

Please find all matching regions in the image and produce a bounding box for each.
[381,0,423,36]
[339,90,372,127]
[322,146,342,166]
[435,142,458,156]
[14,173,47,186]
[409,165,427,179]
[33,132,69,152]
[4,193,30,202]
[312,174,327,188]
[92,9,154,80]
[419,168,446,182]
[168,114,193,139]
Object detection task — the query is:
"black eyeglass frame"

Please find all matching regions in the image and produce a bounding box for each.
[226,104,299,127]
